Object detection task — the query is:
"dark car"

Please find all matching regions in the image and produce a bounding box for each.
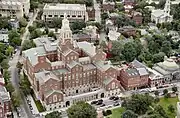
[91,101,98,104]
[113,103,120,106]
[98,99,103,102]
[100,104,105,107]
[113,97,119,101]
[96,100,103,105]
[109,96,115,100]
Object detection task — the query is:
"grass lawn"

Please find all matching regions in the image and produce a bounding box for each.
[34,100,46,112]
[158,97,179,118]
[106,107,125,118]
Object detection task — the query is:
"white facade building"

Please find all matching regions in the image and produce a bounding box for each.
[151,0,173,24]
[0,29,8,43]
[0,0,30,19]
[177,102,180,118]
[42,4,88,22]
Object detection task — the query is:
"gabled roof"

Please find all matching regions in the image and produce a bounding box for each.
[44,89,63,98]
[35,70,59,84]
[94,60,115,71]
[103,77,115,85]
[67,61,82,69]
[23,47,46,66]
[62,48,78,56]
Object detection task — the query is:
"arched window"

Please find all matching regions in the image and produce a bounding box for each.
[53,95,58,102]
[112,82,115,89]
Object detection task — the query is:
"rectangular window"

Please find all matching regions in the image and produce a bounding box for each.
[48,15,52,17]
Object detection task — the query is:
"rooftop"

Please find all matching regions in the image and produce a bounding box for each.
[44,3,86,11]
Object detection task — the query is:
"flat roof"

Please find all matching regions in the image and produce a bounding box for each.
[44,3,86,11]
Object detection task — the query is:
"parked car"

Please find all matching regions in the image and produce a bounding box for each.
[96,100,103,105]
[113,103,120,106]
[98,99,103,102]
[91,101,98,105]
[100,104,105,107]
[113,97,119,101]
[109,96,115,100]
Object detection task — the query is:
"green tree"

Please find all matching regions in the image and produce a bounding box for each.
[125,94,154,115]
[3,69,10,83]
[30,29,43,39]
[153,105,168,118]
[168,104,175,113]
[101,12,109,21]
[48,31,56,39]
[28,26,36,33]
[8,30,21,47]
[161,41,172,56]
[52,18,62,28]
[163,89,168,95]
[71,21,86,33]
[22,40,36,51]
[172,86,178,93]
[12,91,21,107]
[5,46,14,56]
[30,1,39,11]
[6,82,15,93]
[19,74,31,95]
[122,110,138,118]
[19,18,27,27]
[110,41,123,56]
[154,91,159,96]
[152,52,165,63]
[45,111,62,118]
[122,42,137,62]
[0,59,9,69]
[67,101,97,118]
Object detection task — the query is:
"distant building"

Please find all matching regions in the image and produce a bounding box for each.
[147,68,164,87]
[9,19,19,29]
[151,0,173,24]
[0,0,30,19]
[22,15,121,110]
[132,11,143,25]
[124,0,135,6]
[119,60,149,90]
[118,26,136,37]
[73,33,91,42]
[42,4,88,22]
[153,57,180,82]
[177,102,180,118]
[0,29,8,43]
[86,7,95,20]
[101,0,115,12]
[0,72,11,118]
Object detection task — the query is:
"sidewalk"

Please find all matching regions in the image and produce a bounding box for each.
[12,110,18,118]
[27,95,39,115]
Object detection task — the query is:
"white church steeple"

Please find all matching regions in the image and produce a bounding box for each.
[164,0,171,15]
[60,13,73,43]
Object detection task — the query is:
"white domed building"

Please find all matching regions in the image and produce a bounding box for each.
[153,57,180,83]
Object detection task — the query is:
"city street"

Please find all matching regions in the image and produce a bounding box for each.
[8,10,39,118]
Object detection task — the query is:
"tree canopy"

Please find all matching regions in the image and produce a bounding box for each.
[67,101,97,118]
[45,111,62,118]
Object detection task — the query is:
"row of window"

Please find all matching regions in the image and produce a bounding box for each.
[46,14,83,18]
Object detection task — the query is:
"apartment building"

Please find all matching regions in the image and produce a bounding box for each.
[42,3,88,22]
[0,72,11,118]
[22,14,121,110]
[118,60,149,90]
[0,0,30,19]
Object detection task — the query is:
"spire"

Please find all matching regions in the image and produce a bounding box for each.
[164,0,170,15]
[61,13,70,30]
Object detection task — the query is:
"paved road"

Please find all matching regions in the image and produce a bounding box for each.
[93,0,101,23]
[8,10,39,118]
